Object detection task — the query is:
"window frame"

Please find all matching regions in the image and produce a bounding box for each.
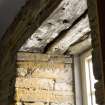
[80,50,97,105]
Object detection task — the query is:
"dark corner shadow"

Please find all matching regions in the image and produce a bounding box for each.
[0,53,17,105]
[87,0,105,104]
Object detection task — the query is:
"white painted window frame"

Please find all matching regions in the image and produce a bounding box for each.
[80,50,97,105]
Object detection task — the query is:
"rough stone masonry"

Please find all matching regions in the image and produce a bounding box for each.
[15,52,74,105]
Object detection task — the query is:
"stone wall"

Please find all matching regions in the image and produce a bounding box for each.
[15,52,74,105]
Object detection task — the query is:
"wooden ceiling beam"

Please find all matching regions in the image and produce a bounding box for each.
[47,15,91,54]
[20,0,88,53]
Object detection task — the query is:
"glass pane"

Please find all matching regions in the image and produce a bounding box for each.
[88,58,98,105]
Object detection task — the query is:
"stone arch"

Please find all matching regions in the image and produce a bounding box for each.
[0,0,104,104]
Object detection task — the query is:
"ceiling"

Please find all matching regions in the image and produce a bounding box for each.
[19,0,91,54]
[0,0,27,39]
[0,0,91,55]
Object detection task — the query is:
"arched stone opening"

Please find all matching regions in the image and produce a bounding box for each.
[0,0,104,105]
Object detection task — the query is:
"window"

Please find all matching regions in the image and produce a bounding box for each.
[80,50,97,105]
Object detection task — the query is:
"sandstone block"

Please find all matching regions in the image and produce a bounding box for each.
[17,68,27,77]
[55,83,72,91]
[17,61,64,71]
[17,67,72,83]
[55,70,73,83]
[17,53,65,63]
[15,88,73,103]
[15,78,54,90]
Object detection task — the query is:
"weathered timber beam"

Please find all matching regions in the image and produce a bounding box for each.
[20,0,88,52]
[47,15,91,54]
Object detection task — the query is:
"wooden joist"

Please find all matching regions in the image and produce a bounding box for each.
[20,0,88,52]
[47,15,91,54]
